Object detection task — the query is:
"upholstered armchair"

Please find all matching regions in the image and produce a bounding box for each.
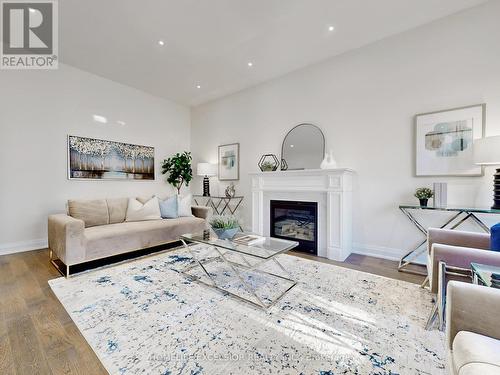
[425,228,500,329]
[446,281,500,374]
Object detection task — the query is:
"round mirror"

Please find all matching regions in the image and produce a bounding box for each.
[281,124,325,170]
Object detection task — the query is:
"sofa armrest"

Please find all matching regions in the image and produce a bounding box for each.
[48,214,86,265]
[429,244,500,293]
[428,228,490,255]
[191,205,210,220]
[446,281,500,350]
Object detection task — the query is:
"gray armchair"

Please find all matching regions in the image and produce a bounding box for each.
[425,228,500,329]
[446,281,500,374]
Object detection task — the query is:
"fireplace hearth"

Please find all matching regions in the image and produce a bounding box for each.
[270,200,318,254]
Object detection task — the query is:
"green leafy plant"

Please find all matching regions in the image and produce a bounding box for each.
[414,187,434,200]
[209,215,240,229]
[261,161,275,171]
[161,151,192,194]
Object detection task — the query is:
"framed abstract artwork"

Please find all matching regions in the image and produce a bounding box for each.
[68,135,155,180]
[415,104,485,176]
[218,143,239,180]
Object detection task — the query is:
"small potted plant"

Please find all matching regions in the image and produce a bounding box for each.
[414,187,434,207]
[209,215,240,240]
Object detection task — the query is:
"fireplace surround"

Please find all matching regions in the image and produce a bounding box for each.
[251,169,354,261]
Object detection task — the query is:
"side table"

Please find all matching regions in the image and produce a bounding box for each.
[193,195,244,230]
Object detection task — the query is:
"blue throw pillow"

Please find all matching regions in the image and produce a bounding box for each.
[159,196,178,219]
[491,223,500,251]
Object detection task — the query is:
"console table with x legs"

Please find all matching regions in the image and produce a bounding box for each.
[193,195,244,229]
[399,205,500,276]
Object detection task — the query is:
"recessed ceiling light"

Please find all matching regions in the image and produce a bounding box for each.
[247,62,253,67]
[92,115,108,124]
[158,40,165,46]
[196,85,201,89]
[328,26,335,32]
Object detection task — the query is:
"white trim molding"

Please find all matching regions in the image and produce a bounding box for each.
[250,168,354,261]
[0,238,48,256]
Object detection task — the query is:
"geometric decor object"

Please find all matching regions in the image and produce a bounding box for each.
[258,154,279,172]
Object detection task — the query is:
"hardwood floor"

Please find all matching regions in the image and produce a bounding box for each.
[0,248,426,375]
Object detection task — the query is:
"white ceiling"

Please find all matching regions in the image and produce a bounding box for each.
[60,0,487,106]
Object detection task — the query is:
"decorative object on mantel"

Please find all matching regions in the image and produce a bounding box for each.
[161,151,192,194]
[68,135,155,180]
[320,150,338,169]
[218,143,239,181]
[280,158,288,171]
[281,123,325,170]
[258,154,279,172]
[414,187,434,207]
[473,135,500,209]
[225,183,236,198]
[196,163,217,196]
[209,215,240,240]
[433,183,448,208]
[415,104,485,176]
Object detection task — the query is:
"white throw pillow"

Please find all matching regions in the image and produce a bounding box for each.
[177,194,193,217]
[125,197,161,222]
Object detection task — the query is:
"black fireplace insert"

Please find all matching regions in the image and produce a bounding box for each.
[270,200,318,254]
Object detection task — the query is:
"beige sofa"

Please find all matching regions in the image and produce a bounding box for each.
[48,197,209,276]
[447,281,500,374]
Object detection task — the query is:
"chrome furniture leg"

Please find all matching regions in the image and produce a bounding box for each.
[180,240,297,309]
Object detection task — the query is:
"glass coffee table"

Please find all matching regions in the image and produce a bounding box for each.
[180,232,298,309]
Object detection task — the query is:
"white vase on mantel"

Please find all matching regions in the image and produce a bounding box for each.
[320,150,338,169]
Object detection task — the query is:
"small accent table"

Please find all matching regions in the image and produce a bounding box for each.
[399,205,500,275]
[193,195,244,229]
[471,262,500,288]
[180,232,298,309]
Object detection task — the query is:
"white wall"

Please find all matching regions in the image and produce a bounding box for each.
[191,1,500,260]
[0,63,191,254]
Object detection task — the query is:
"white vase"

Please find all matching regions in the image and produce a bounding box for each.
[320,150,337,169]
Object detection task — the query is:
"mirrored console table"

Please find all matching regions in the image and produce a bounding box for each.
[193,195,244,230]
[399,205,500,275]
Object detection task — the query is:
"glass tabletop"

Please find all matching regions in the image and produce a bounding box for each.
[399,205,500,214]
[471,262,500,288]
[181,232,298,259]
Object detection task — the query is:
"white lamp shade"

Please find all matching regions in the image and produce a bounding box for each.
[197,162,217,176]
[474,136,500,165]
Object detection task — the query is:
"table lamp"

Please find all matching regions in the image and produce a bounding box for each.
[197,163,217,196]
[474,135,500,210]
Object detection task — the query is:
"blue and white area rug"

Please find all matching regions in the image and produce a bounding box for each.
[49,245,445,375]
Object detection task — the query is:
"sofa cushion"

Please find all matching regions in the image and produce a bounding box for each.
[178,194,193,217]
[68,199,109,228]
[159,196,178,219]
[453,331,500,374]
[125,197,161,222]
[491,223,500,251]
[84,217,206,261]
[106,198,128,224]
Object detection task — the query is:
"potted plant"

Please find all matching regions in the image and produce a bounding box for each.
[161,151,193,194]
[414,187,434,207]
[209,215,240,240]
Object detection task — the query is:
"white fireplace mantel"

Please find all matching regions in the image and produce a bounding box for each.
[250,168,354,261]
